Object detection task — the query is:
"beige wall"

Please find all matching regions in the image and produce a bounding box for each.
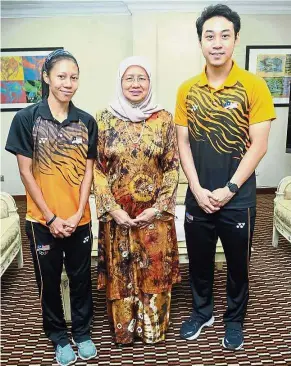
[134,13,291,187]
[1,13,291,194]
[237,15,291,187]
[1,15,132,194]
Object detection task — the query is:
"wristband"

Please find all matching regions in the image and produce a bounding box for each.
[46,214,57,226]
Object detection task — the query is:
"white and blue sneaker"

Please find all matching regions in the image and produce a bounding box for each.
[55,344,77,366]
[222,326,244,351]
[180,315,215,340]
[73,339,97,360]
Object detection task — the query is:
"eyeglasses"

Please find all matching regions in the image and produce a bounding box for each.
[122,76,149,85]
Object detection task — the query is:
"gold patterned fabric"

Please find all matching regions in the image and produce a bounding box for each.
[93,109,181,343]
[107,291,171,344]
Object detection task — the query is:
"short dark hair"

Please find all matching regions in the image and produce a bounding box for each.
[196,4,241,41]
[41,49,79,99]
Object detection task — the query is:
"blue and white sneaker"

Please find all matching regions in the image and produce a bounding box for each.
[73,339,97,360]
[55,344,77,366]
[222,326,244,351]
[180,315,215,340]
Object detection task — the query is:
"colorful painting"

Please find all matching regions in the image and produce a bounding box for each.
[285,54,291,76]
[256,55,285,77]
[264,77,284,98]
[246,46,291,107]
[1,81,26,104]
[286,89,291,153]
[1,48,62,111]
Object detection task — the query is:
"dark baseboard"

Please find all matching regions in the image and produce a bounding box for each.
[256,187,276,194]
[13,195,26,201]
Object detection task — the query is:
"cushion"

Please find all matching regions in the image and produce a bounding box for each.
[275,199,291,229]
[177,183,187,205]
[175,205,186,242]
[1,216,20,254]
[0,199,9,219]
[285,182,291,199]
[179,168,188,184]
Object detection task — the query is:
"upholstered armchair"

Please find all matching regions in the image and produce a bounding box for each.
[272,176,291,247]
[0,192,23,276]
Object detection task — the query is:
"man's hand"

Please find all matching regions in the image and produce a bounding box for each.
[48,217,73,239]
[133,208,156,229]
[109,209,137,228]
[211,187,235,208]
[192,186,220,214]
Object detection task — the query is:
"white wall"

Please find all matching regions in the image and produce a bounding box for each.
[1,12,291,195]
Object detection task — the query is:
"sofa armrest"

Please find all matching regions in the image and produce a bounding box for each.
[0,192,18,216]
[277,176,291,193]
[275,176,291,201]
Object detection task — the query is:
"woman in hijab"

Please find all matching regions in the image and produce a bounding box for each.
[93,56,180,346]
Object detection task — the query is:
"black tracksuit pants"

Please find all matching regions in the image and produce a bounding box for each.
[184,205,256,329]
[25,221,93,347]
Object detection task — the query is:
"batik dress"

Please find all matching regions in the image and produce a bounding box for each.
[93,109,181,344]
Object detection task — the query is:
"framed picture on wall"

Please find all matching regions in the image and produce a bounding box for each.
[1,47,63,111]
[245,45,291,107]
[286,90,291,153]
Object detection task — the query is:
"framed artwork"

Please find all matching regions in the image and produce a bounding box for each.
[245,45,291,107]
[286,90,291,153]
[1,47,62,111]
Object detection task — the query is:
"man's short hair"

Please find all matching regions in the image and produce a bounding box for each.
[196,4,241,41]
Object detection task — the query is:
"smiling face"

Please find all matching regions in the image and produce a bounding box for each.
[200,16,239,68]
[43,59,79,103]
[121,65,150,104]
